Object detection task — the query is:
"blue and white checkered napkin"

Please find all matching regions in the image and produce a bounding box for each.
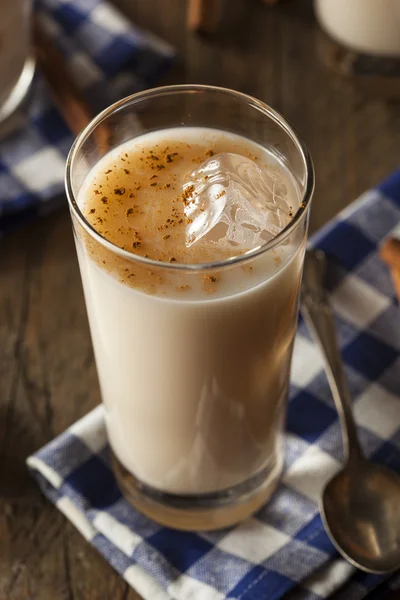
[27,172,400,600]
[0,0,174,235]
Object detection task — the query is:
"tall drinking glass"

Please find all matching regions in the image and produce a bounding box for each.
[66,85,314,531]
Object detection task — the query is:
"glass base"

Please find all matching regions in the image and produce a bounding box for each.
[112,453,283,531]
[317,30,400,98]
[0,54,35,128]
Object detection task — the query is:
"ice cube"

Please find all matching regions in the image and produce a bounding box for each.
[183,153,293,250]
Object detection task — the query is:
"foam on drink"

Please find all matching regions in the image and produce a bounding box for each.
[80,128,298,270]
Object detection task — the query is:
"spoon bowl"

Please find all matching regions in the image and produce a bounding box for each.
[322,460,400,573]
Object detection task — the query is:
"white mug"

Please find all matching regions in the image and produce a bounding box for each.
[315,0,400,57]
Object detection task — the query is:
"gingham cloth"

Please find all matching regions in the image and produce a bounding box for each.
[0,0,174,235]
[27,171,400,600]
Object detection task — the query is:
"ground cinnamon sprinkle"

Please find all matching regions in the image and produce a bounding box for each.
[202,273,219,294]
[204,274,218,283]
[166,152,178,163]
[272,250,281,266]
[82,134,287,292]
[181,185,195,205]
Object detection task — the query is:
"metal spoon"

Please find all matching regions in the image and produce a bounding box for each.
[301,248,400,574]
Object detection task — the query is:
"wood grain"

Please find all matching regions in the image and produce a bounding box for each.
[1,0,400,598]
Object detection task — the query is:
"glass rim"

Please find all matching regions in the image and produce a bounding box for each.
[65,84,314,272]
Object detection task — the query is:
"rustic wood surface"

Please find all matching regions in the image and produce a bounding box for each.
[1,1,400,598]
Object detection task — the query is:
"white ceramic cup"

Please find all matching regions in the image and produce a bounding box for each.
[315,0,400,57]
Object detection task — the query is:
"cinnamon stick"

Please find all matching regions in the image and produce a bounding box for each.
[33,17,109,149]
[380,237,400,269]
[380,237,400,302]
[187,0,222,33]
[390,267,400,303]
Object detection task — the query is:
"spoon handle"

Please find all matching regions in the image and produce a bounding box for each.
[301,249,363,463]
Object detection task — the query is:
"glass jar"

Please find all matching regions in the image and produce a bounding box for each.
[0,0,35,126]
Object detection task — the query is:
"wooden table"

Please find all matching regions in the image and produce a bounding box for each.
[1,1,400,598]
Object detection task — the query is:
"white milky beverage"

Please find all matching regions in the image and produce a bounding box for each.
[75,127,305,498]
